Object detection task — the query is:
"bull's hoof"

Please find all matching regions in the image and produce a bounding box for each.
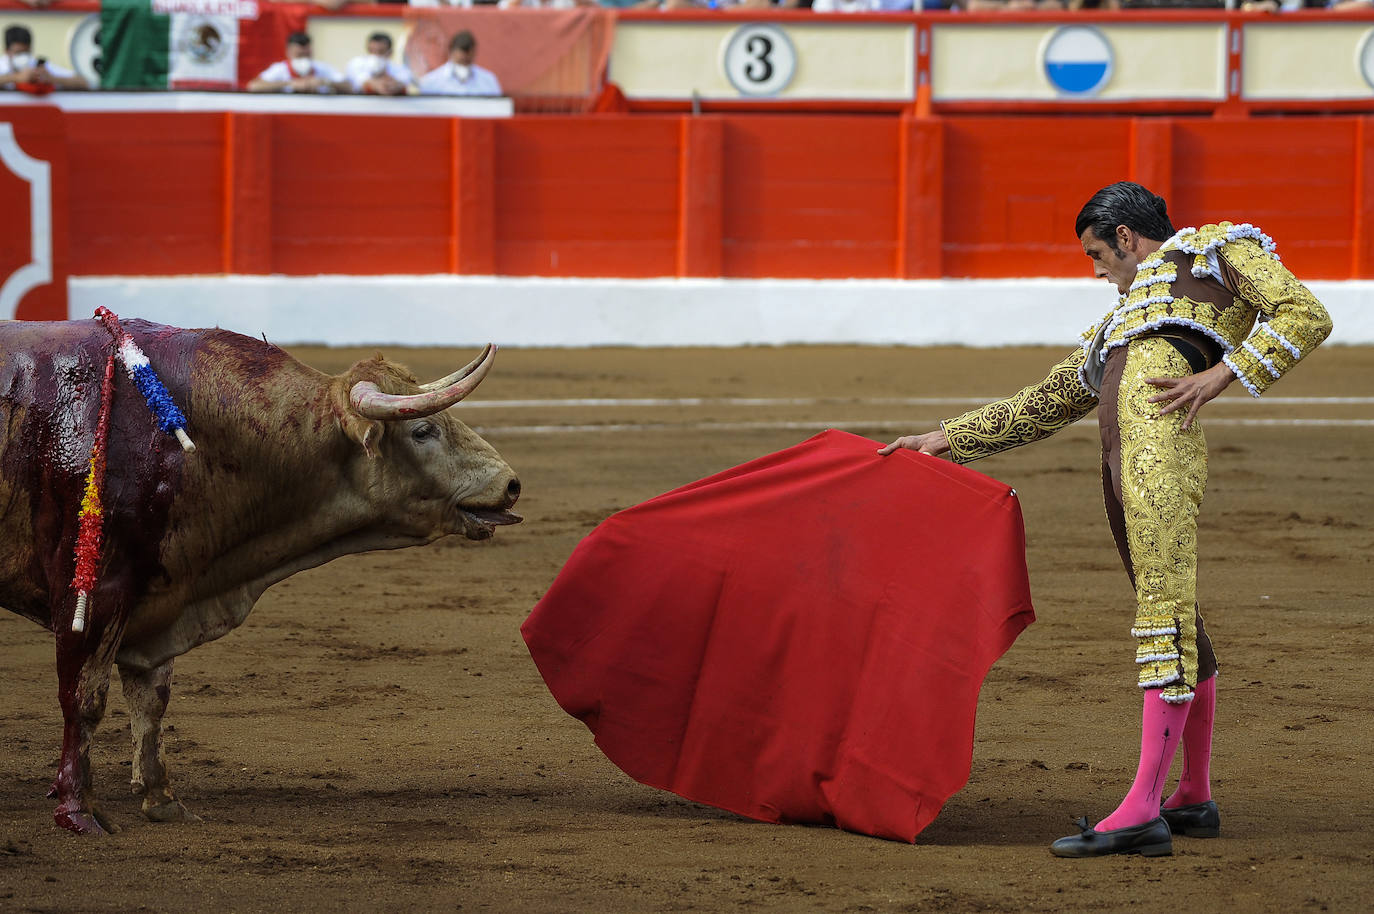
[142,794,200,824]
[53,804,120,836]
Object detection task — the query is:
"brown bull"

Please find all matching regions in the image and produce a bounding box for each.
[0,319,521,835]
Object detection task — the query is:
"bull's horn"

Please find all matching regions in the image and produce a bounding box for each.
[417,344,492,393]
[349,345,497,420]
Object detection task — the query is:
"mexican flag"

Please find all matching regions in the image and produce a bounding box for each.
[100,0,307,91]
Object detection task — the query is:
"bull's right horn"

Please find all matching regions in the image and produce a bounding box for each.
[350,345,497,421]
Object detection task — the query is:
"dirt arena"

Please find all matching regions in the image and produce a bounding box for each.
[2,344,1372,913]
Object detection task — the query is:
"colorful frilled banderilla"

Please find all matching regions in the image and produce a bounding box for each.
[70,353,116,634]
[95,306,197,454]
[69,308,197,633]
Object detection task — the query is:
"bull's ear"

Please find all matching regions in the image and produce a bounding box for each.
[338,411,383,458]
[331,373,384,456]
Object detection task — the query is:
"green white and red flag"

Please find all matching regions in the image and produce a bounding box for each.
[100,0,307,91]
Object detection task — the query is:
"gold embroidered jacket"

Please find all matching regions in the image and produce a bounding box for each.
[941,222,1333,464]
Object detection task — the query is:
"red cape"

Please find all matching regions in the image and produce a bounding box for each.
[522,430,1033,842]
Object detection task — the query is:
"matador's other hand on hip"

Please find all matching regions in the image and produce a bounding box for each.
[878,429,950,458]
[1146,363,1237,431]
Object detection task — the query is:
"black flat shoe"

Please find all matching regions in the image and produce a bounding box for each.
[1049,815,1173,858]
[1161,800,1221,838]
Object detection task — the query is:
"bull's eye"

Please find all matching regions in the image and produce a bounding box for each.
[411,421,440,442]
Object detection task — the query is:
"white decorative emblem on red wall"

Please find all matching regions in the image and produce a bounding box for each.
[0,122,52,320]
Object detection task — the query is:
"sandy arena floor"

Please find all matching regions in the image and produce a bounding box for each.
[2,344,1372,913]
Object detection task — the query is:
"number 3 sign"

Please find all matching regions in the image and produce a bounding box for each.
[722,24,797,97]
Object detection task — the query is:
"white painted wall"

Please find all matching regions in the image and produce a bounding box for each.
[68,275,1374,348]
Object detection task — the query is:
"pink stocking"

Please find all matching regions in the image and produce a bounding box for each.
[1164,674,1216,809]
[1095,687,1190,832]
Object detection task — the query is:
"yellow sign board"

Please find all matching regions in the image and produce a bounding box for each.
[610,21,915,102]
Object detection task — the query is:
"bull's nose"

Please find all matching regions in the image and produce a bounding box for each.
[506,477,521,505]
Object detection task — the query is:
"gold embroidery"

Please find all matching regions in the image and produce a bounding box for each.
[1118,338,1209,703]
[936,221,1325,702]
[941,348,1099,464]
[1216,238,1333,396]
[1093,223,1332,398]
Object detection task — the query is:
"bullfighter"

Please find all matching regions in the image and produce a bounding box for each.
[878,181,1333,857]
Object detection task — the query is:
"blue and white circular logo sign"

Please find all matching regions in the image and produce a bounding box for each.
[1041,26,1114,97]
[1358,28,1374,92]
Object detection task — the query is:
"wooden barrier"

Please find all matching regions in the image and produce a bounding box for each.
[4,106,1374,322]
[55,111,1374,280]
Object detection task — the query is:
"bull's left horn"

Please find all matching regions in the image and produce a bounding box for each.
[417,344,492,393]
[350,345,497,420]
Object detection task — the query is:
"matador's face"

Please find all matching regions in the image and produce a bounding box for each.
[1080,226,1143,295]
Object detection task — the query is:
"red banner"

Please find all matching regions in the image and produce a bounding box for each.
[404,8,614,113]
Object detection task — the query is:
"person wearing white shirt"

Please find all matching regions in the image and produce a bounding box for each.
[810,0,887,10]
[418,30,502,98]
[0,25,88,91]
[248,31,351,95]
[345,31,412,97]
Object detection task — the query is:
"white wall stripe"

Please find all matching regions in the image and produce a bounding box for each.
[462,395,1374,409]
[473,417,1374,435]
[67,274,1374,346]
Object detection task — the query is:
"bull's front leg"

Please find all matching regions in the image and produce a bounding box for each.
[52,614,127,835]
[118,658,198,823]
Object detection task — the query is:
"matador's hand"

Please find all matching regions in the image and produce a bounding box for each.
[1146,362,1237,431]
[877,429,949,457]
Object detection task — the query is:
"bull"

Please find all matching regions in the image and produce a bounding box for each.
[0,318,522,835]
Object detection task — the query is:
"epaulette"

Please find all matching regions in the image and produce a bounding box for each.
[1168,222,1279,278]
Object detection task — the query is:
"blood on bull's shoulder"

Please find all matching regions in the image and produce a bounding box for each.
[0,318,521,835]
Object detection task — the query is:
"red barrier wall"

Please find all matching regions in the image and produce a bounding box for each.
[6,108,1374,298]
[494,117,680,277]
[67,113,224,275]
[721,117,899,279]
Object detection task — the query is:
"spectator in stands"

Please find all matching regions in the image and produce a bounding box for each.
[418,31,502,97]
[813,0,921,10]
[957,0,1070,8]
[654,0,787,9]
[812,0,883,9]
[1116,0,1221,6]
[0,25,88,92]
[248,32,350,95]
[346,31,412,96]
[499,0,599,7]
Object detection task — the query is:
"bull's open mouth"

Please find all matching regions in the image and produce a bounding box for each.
[461,508,524,534]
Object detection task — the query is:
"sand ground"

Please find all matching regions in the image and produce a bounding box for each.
[2,344,1372,913]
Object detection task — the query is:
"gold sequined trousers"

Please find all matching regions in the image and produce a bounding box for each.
[1098,336,1218,704]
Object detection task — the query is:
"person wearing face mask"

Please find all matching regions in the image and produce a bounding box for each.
[248,31,350,95]
[0,25,89,92]
[345,31,412,96]
[417,30,502,97]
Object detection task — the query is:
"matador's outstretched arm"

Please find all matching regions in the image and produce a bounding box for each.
[939,347,1100,464]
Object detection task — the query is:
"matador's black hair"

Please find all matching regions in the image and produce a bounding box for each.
[1074,181,1176,252]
